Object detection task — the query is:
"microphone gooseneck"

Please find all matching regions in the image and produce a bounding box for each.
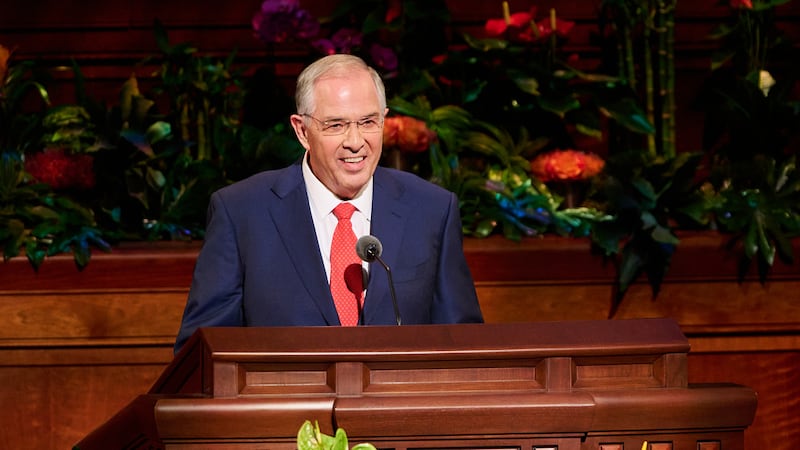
[355,235,402,326]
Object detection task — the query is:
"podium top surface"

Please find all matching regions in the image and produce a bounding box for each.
[196,318,687,360]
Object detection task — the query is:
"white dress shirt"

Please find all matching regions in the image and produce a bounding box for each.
[302,152,373,282]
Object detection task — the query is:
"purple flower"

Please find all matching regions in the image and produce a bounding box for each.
[259,0,299,14]
[370,43,398,72]
[311,39,337,55]
[252,0,320,44]
[330,28,363,54]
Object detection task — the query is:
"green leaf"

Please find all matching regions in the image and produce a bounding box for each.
[146,121,172,145]
[351,445,378,450]
[618,241,645,295]
[598,97,655,134]
[538,93,580,117]
[296,420,319,450]
[743,223,759,259]
[756,219,776,266]
[513,77,540,96]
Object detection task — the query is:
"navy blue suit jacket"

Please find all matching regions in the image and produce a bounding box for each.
[174,162,483,352]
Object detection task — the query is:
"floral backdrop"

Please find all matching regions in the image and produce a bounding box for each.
[1,0,799,307]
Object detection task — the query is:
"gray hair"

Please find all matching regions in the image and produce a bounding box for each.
[295,54,387,115]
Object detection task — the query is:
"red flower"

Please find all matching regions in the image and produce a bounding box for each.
[536,16,576,39]
[385,0,403,24]
[530,149,605,182]
[383,116,436,153]
[485,10,536,37]
[485,5,540,43]
[25,148,95,190]
[730,0,753,9]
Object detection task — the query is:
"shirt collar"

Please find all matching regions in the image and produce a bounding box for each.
[302,151,373,218]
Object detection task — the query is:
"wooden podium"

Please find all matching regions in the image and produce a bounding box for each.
[75,319,756,450]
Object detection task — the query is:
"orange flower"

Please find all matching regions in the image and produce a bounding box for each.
[530,149,605,182]
[383,116,436,153]
[0,44,10,83]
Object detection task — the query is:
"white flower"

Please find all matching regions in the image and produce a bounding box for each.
[759,70,776,96]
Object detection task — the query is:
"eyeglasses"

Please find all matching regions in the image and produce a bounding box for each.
[302,114,384,136]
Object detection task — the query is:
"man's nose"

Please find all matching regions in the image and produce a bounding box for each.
[342,122,365,148]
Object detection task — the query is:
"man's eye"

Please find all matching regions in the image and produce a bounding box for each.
[359,119,379,128]
[324,122,346,131]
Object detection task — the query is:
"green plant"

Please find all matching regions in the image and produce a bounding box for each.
[590,151,708,314]
[0,153,108,269]
[695,0,800,282]
[297,420,376,450]
[1,45,109,269]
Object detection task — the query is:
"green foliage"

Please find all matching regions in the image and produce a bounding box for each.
[388,96,608,241]
[589,151,708,314]
[694,0,800,285]
[710,156,800,280]
[0,153,108,269]
[0,48,50,153]
[2,1,798,312]
[296,420,376,450]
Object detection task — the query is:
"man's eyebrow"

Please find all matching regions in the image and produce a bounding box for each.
[323,113,380,122]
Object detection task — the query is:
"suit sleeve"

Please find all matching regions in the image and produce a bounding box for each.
[431,192,484,324]
[174,191,245,353]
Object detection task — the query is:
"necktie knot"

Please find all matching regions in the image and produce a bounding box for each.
[333,202,356,220]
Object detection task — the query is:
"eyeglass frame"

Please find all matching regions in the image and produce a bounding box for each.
[301,113,384,136]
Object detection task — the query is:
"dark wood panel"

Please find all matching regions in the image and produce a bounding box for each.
[0,362,168,449]
[689,352,800,450]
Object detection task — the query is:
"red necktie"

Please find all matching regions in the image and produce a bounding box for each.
[330,203,363,326]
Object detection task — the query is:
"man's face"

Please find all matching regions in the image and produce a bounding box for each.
[291,70,385,199]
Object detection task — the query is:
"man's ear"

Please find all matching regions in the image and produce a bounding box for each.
[290,114,311,151]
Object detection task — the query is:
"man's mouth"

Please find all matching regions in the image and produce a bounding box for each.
[343,156,365,164]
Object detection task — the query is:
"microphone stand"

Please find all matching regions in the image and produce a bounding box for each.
[374,255,402,326]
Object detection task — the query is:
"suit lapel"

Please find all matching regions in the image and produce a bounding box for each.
[270,163,339,325]
[367,168,409,315]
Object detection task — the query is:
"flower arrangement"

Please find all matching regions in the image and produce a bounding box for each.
[2,0,799,311]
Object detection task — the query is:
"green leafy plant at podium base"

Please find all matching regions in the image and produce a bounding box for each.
[297,420,376,450]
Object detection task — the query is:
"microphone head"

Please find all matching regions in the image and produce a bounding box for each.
[356,235,382,262]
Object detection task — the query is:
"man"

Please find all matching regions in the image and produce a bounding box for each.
[174,54,483,353]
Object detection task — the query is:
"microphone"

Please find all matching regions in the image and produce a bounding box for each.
[356,235,402,325]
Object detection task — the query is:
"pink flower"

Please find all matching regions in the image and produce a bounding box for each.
[25,148,95,190]
[530,149,605,182]
[383,116,436,153]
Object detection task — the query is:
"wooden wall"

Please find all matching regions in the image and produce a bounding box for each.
[2,1,800,449]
